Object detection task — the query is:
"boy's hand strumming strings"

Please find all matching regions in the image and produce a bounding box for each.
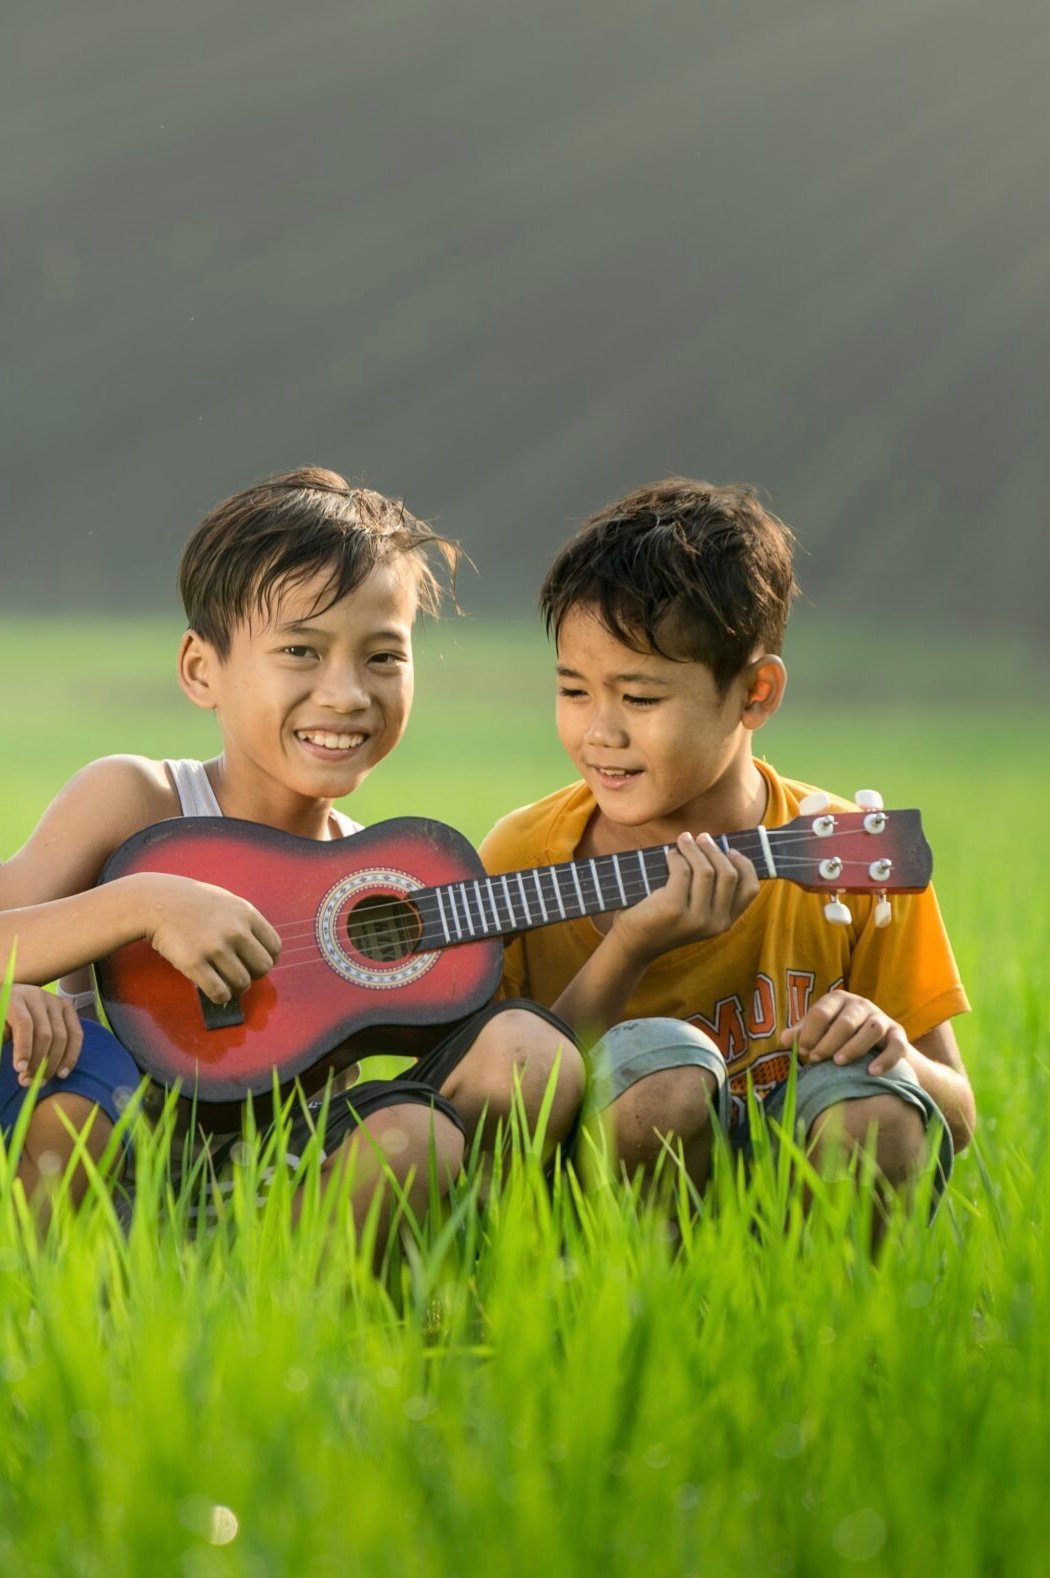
[4,984,84,1087]
[139,873,282,1004]
[779,989,909,1075]
[612,831,760,964]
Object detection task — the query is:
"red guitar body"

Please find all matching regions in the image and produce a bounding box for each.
[97,818,502,1102]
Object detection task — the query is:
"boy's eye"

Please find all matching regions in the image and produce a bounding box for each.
[370,651,409,667]
[557,686,586,699]
[281,645,316,659]
[624,694,660,708]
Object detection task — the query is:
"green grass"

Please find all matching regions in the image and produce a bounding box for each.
[1,616,1048,1576]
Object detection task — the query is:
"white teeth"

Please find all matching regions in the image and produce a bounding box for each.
[299,731,364,750]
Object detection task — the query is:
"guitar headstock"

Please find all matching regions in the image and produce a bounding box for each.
[769,792,931,927]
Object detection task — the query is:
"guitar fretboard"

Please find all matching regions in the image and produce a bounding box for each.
[415,831,770,949]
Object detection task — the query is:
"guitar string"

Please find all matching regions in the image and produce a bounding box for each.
[261,862,899,963]
[260,848,903,945]
[183,822,898,944]
[240,830,905,944]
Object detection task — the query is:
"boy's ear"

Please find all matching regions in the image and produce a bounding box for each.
[178,630,220,712]
[740,655,786,731]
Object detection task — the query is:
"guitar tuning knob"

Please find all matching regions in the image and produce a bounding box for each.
[823,896,852,926]
[874,895,892,929]
[799,792,832,815]
[854,789,884,811]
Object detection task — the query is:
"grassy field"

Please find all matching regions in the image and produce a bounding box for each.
[1,616,1047,1576]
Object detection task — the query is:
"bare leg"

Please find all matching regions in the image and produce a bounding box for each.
[16,1095,117,1224]
[439,1009,585,1162]
[806,1093,927,1246]
[600,1066,721,1192]
[294,1103,464,1240]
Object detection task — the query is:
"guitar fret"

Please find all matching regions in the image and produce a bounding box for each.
[589,858,607,911]
[610,854,627,906]
[458,882,476,937]
[532,869,549,922]
[516,871,532,926]
[569,861,585,916]
[550,866,567,920]
[446,884,464,941]
[474,878,496,935]
[500,874,515,929]
[435,886,452,944]
[638,849,652,896]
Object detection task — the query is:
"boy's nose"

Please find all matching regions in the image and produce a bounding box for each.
[584,711,629,747]
[315,666,370,712]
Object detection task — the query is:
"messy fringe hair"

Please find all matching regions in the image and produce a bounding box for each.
[540,478,799,691]
[179,467,459,654]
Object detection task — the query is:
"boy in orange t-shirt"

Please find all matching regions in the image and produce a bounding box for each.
[481,479,973,1198]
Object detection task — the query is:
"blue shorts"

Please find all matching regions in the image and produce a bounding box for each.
[0,1018,142,1141]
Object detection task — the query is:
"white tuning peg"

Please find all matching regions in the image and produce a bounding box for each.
[799,792,831,815]
[823,897,853,925]
[874,896,892,928]
[854,789,884,811]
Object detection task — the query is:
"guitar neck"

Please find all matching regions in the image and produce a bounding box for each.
[417,830,767,948]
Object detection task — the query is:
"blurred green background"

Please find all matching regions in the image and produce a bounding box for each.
[3,0,1047,664]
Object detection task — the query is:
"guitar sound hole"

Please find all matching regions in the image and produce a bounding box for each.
[345,895,422,962]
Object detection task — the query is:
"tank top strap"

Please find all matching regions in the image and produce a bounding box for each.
[330,807,363,837]
[164,758,223,818]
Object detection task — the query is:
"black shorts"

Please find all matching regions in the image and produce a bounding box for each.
[187,996,575,1185]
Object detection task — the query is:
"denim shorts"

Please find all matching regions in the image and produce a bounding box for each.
[584,1017,952,1193]
[0,1018,141,1141]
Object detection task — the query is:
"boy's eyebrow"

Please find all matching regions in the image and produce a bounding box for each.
[556,663,670,686]
[274,617,410,643]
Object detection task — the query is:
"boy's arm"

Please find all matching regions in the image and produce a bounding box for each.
[551,832,758,1040]
[1,757,281,1002]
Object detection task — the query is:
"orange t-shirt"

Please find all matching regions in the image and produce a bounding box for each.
[479,761,969,1100]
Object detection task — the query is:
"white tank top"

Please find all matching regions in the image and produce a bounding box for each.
[163,758,362,836]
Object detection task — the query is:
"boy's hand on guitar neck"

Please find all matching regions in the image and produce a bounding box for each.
[137,873,282,1005]
[610,832,760,966]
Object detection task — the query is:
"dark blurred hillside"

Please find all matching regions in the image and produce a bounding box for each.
[3,0,1047,641]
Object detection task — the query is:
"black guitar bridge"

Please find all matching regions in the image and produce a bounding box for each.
[197,989,245,1031]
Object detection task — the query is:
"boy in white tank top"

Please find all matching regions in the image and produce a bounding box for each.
[1,468,582,1233]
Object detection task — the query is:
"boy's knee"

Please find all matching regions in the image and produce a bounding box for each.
[442,1009,584,1139]
[603,1065,720,1170]
[363,1103,465,1186]
[808,1093,926,1183]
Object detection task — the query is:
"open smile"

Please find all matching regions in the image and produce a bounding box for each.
[295,729,368,759]
[589,764,642,790]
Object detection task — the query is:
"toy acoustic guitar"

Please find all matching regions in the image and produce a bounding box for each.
[95,792,931,1102]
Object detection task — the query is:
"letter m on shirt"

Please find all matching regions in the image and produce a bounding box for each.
[690,995,749,1062]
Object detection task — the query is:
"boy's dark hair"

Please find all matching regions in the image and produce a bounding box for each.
[179,467,459,655]
[540,478,799,691]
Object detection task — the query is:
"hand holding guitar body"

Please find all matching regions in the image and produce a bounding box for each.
[138,872,282,1005]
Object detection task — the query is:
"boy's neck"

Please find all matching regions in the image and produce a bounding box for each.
[582,757,770,857]
[204,757,343,841]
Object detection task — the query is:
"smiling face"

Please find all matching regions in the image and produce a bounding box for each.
[178,557,418,832]
[555,604,783,848]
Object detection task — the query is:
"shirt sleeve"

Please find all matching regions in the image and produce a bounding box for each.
[847,884,970,1043]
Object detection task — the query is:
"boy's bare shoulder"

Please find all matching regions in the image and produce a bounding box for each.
[2,754,182,901]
